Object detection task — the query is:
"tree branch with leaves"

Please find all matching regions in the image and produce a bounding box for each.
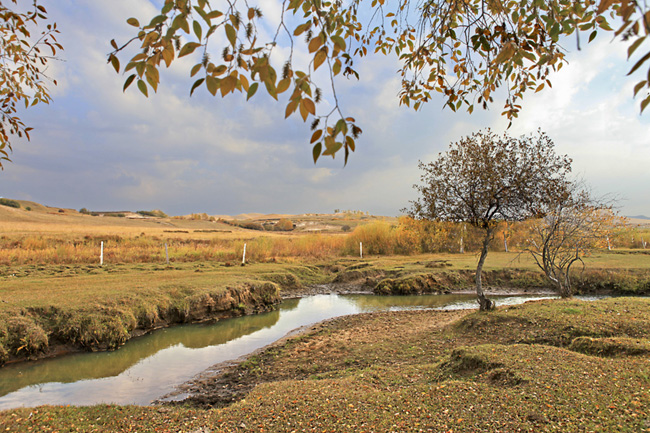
[108,0,650,164]
[0,0,61,168]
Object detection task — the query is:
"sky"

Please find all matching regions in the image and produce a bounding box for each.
[2,1,649,217]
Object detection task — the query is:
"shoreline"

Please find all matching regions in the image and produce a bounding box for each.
[0,284,621,368]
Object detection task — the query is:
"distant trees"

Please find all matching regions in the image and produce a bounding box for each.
[527,185,619,298]
[407,129,572,311]
[0,198,20,208]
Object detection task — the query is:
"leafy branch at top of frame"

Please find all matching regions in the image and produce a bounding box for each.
[108,0,650,165]
[0,0,62,168]
[108,0,364,165]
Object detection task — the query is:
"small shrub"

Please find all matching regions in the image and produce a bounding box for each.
[274,219,294,231]
[239,221,265,231]
[25,206,31,211]
[137,209,168,218]
[341,225,351,232]
[0,198,20,208]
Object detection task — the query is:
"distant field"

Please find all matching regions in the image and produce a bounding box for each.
[1,199,649,267]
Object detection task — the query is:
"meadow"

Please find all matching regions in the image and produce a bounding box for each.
[1,201,649,431]
[1,201,648,267]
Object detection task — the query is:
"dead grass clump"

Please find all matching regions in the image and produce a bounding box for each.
[53,309,136,351]
[5,316,48,358]
[374,273,448,295]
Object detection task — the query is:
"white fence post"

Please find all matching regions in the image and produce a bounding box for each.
[100,241,104,266]
[242,243,247,265]
[360,242,363,259]
[165,243,169,265]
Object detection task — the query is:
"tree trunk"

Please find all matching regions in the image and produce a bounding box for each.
[476,227,495,311]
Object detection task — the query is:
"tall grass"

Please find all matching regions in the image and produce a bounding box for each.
[1,218,646,266]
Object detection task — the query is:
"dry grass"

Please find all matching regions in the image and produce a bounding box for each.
[2,204,650,268]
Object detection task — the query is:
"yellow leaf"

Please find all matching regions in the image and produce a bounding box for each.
[308,36,322,53]
[310,129,322,143]
[276,78,291,94]
[220,75,236,96]
[302,98,316,115]
[206,75,218,96]
[314,48,327,71]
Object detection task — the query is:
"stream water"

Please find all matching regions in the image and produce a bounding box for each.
[0,293,559,410]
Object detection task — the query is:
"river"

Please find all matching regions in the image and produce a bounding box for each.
[0,293,561,410]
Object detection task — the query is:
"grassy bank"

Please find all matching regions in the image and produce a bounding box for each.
[1,297,648,432]
[1,252,649,364]
[0,261,331,364]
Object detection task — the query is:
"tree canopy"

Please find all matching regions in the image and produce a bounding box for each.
[109,0,650,163]
[406,129,572,310]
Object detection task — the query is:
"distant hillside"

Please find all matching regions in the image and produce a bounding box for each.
[628,215,650,220]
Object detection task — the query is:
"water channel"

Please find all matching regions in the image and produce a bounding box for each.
[0,293,561,410]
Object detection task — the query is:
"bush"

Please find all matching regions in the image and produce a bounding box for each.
[137,209,168,218]
[274,219,294,231]
[344,222,395,255]
[239,221,265,231]
[341,225,351,232]
[25,206,31,211]
[0,198,20,208]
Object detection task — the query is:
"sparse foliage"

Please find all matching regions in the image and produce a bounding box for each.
[109,0,650,162]
[0,0,61,168]
[527,185,620,297]
[407,129,572,310]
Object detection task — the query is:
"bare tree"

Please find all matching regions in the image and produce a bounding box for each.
[527,185,619,298]
[407,129,572,311]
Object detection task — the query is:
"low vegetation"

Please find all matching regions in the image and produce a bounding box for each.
[1,297,648,431]
[0,198,20,209]
[0,200,649,430]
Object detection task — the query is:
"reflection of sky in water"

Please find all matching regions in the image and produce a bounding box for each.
[0,293,565,409]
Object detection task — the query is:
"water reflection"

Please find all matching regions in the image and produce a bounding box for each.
[0,306,288,398]
[0,293,553,409]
